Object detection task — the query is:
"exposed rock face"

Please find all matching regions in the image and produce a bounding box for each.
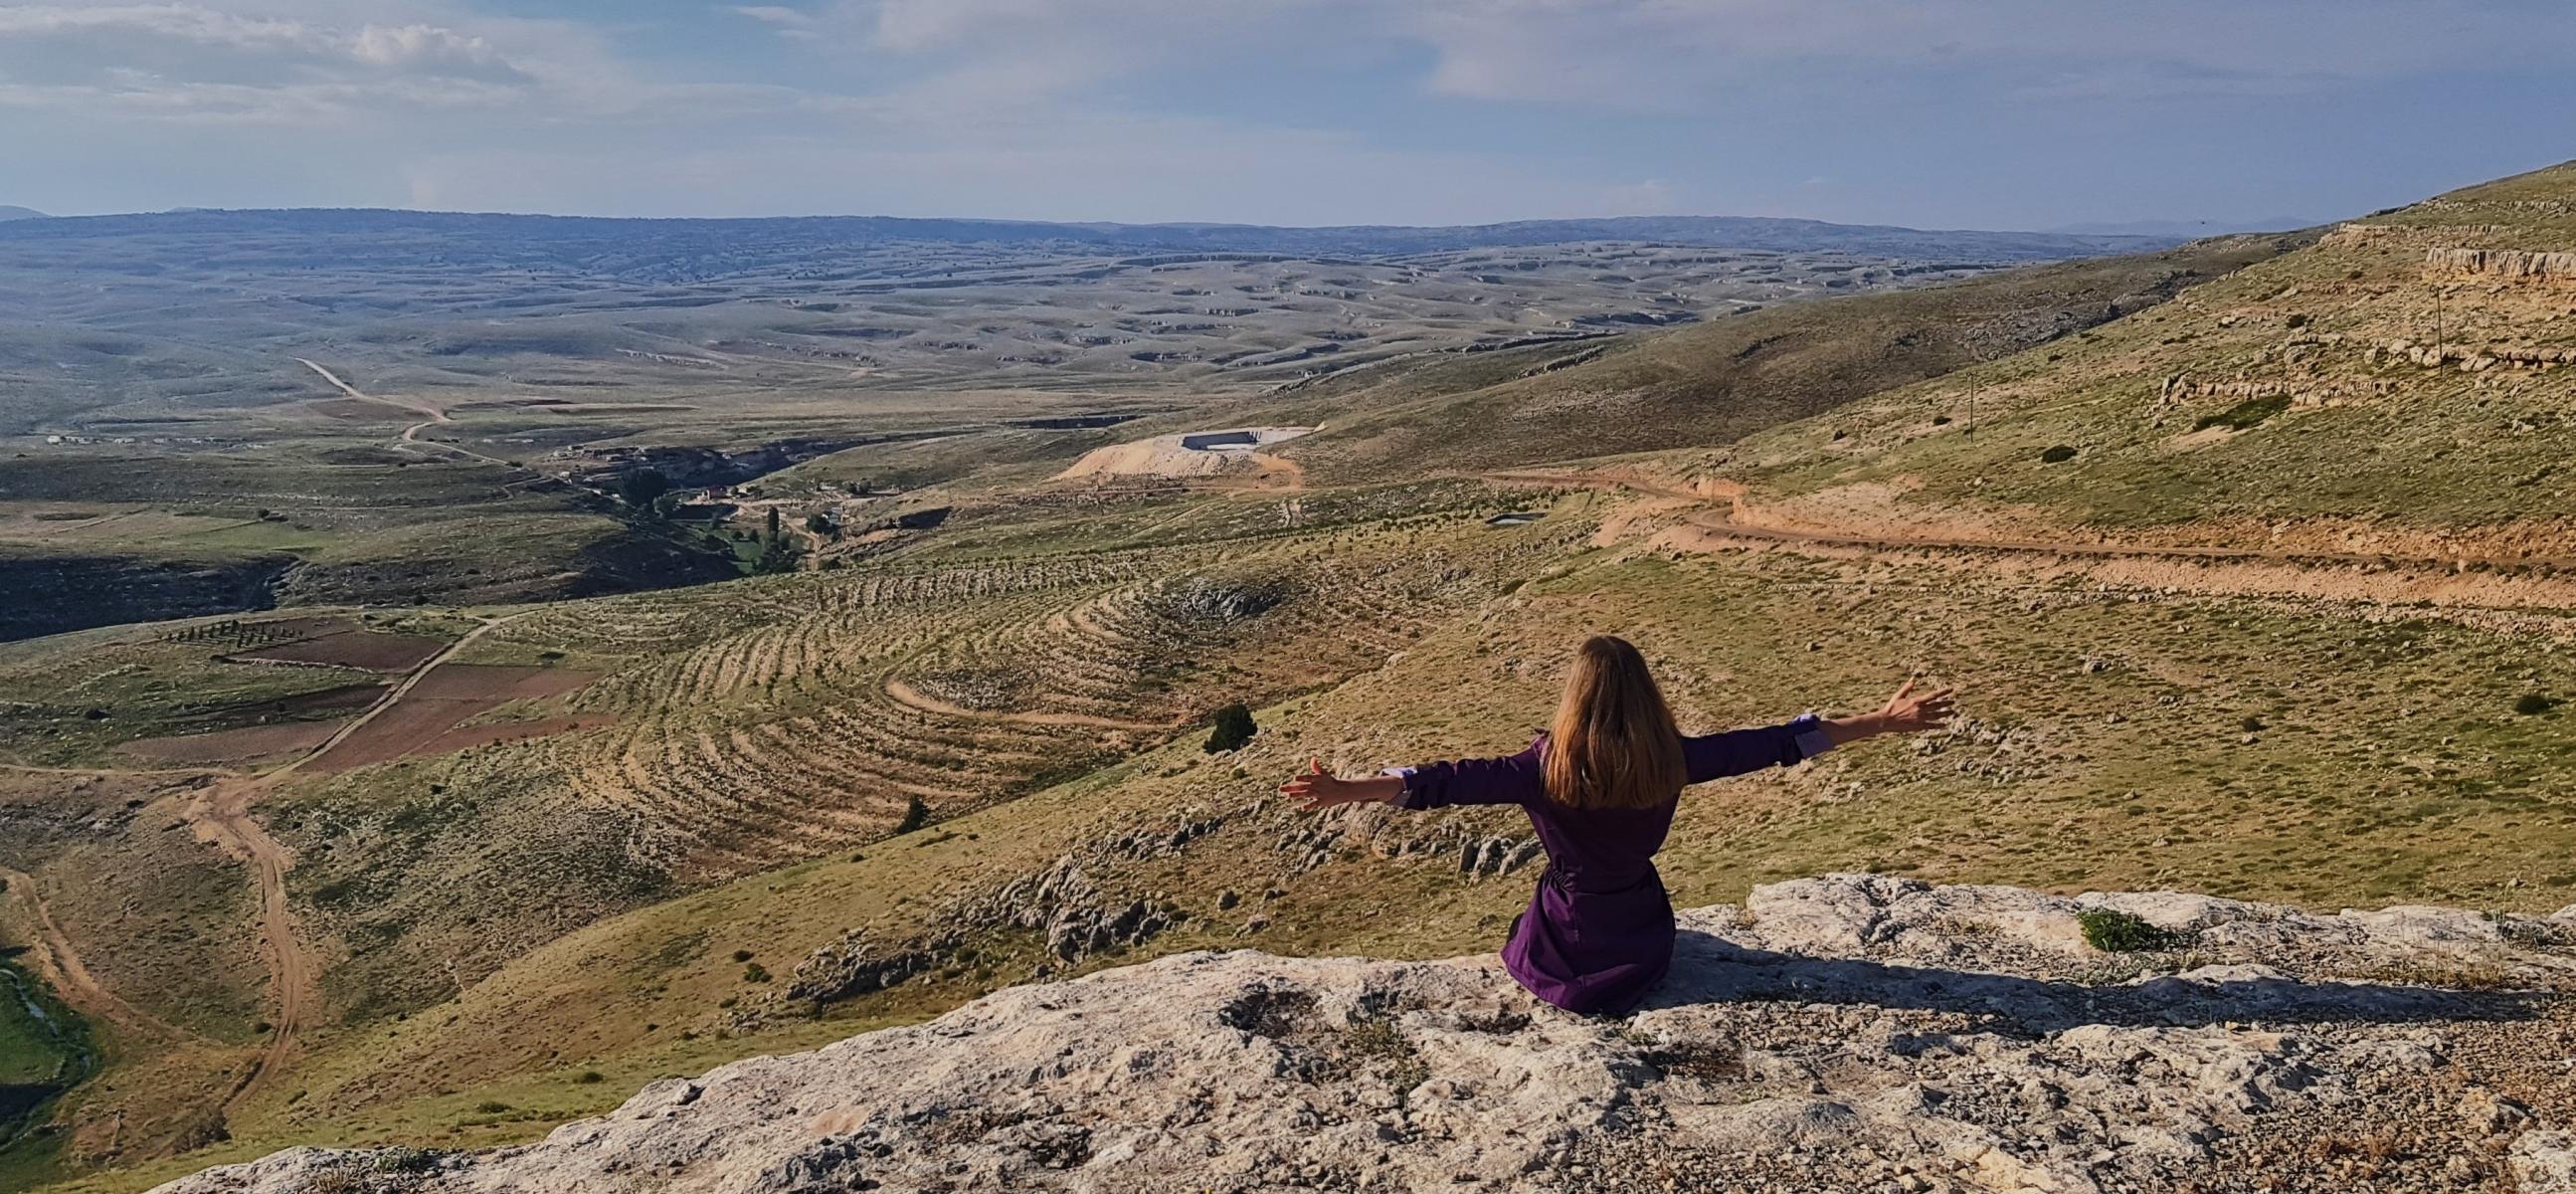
[2426,247,2576,283]
[155,875,2576,1194]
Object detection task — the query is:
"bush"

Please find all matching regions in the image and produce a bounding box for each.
[617,468,671,508]
[2039,445,2079,464]
[894,795,931,834]
[731,948,754,962]
[473,1100,512,1114]
[2077,907,2172,952]
[572,1071,604,1085]
[373,1146,444,1173]
[743,962,771,983]
[1203,702,1257,753]
[2517,693,2557,715]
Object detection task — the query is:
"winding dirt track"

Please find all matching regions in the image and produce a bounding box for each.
[295,356,511,468]
[1491,470,2576,600]
[160,613,519,1118]
[0,865,198,1045]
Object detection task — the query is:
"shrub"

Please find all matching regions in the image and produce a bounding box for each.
[743,962,771,983]
[2517,693,2557,715]
[1931,415,1952,426]
[2077,907,2172,952]
[1203,702,1257,753]
[617,468,670,508]
[572,1071,604,1085]
[894,795,931,835]
[2039,445,2079,464]
[473,1100,511,1114]
[731,948,754,963]
[373,1146,444,1173]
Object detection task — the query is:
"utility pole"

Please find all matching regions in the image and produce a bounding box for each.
[2434,287,2446,358]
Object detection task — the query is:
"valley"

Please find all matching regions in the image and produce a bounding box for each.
[4,165,2576,1192]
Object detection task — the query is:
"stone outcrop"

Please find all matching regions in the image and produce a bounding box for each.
[155,875,2576,1194]
[773,814,1221,1010]
[2426,247,2576,284]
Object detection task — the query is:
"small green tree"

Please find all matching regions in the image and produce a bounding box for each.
[1203,702,1257,753]
[618,468,671,508]
[2077,907,2172,952]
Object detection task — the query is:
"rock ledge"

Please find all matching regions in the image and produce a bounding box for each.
[158,875,2576,1194]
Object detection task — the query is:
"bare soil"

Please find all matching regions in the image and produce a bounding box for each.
[231,631,447,674]
[115,721,344,766]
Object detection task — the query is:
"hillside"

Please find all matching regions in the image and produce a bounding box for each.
[1614,160,2576,559]
[1230,233,2304,484]
[154,875,2576,1193]
[9,164,2576,1194]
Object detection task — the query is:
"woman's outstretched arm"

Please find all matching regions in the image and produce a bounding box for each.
[1685,678,1956,783]
[1283,743,1543,811]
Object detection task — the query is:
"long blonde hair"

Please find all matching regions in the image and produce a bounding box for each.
[1543,635,1686,810]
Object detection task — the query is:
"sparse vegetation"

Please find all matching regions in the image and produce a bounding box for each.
[2516,693,2557,715]
[2077,908,2174,953]
[1204,702,1258,753]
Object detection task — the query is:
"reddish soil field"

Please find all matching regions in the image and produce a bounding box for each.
[418,714,616,755]
[118,720,345,765]
[205,683,387,718]
[233,630,448,673]
[404,665,594,701]
[307,666,598,773]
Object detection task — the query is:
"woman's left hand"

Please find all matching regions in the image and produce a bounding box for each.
[1873,678,1956,733]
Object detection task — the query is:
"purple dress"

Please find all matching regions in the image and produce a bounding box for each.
[1392,715,1832,1015]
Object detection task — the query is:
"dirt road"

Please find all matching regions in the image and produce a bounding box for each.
[0,865,198,1045]
[294,356,513,468]
[182,779,316,1117]
[1492,469,2576,594]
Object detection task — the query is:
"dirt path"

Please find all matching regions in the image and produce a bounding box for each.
[181,779,315,1117]
[295,356,514,468]
[1492,470,2576,607]
[128,611,527,1120]
[0,865,199,1045]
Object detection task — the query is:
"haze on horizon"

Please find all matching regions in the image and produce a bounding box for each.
[5,1,2574,233]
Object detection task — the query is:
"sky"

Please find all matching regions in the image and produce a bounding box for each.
[3,1,2572,232]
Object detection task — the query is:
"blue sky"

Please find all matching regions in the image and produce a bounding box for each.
[4,1,2572,231]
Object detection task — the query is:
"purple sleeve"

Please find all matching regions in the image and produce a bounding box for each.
[1684,714,1832,784]
[1392,743,1544,810]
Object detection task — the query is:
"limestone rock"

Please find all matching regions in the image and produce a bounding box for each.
[153,875,2576,1194]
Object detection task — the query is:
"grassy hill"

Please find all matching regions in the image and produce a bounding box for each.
[1642,160,2576,557]
[1224,234,2302,485]
[10,163,2576,1192]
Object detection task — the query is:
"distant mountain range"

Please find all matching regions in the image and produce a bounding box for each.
[2049,216,2319,238]
[0,205,46,221]
[0,206,2175,262]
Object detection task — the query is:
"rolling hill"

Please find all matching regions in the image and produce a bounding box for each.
[8,164,2576,1192]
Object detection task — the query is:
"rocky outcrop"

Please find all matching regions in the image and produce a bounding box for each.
[155,874,2576,1194]
[2426,247,2576,284]
[771,814,1222,1011]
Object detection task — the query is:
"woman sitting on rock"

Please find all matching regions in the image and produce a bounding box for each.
[1280,634,1952,1015]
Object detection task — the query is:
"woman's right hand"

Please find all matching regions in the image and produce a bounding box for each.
[1279,758,1399,811]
